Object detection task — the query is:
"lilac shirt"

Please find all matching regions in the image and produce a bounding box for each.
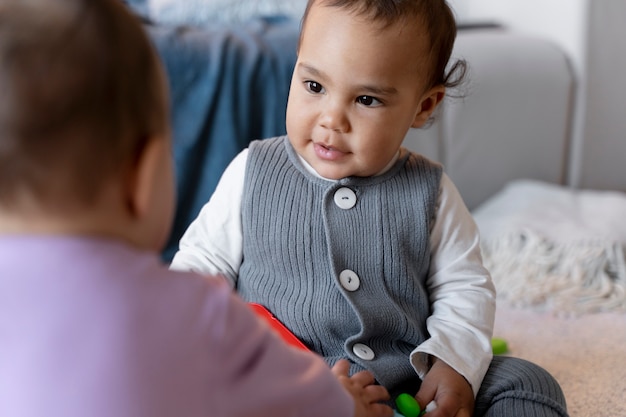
[0,235,353,417]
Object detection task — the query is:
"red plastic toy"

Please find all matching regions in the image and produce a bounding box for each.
[249,303,309,351]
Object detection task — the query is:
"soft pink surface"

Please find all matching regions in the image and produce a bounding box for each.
[494,304,626,417]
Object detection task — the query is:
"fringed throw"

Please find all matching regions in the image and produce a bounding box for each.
[473,180,626,315]
[480,229,626,314]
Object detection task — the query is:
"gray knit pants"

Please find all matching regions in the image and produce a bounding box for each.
[474,356,568,417]
[393,356,568,417]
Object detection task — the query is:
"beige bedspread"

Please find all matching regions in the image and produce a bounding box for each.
[494,304,626,417]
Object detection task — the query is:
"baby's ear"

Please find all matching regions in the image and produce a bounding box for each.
[125,136,165,219]
[412,86,445,128]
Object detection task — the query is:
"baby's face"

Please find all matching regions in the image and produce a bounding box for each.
[286,2,434,179]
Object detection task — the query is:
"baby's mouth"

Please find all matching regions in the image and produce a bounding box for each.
[313,142,347,161]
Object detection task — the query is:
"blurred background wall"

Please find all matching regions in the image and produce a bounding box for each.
[447,0,626,191]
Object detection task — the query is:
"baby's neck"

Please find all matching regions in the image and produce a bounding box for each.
[0,208,121,239]
[0,188,136,246]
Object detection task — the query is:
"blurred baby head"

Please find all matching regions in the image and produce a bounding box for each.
[0,0,174,249]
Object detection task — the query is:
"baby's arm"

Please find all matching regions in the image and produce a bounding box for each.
[170,149,249,284]
[411,174,495,402]
[208,279,391,417]
[251,304,393,416]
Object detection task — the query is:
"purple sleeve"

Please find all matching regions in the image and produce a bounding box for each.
[204,280,354,417]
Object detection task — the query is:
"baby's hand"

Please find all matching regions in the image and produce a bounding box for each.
[331,359,394,417]
[415,357,474,417]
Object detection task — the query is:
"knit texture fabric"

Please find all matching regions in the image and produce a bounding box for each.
[475,356,569,417]
[238,136,441,390]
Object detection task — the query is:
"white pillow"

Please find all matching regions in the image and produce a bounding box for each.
[147,0,308,25]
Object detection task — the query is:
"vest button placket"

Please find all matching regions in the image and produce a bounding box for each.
[352,343,375,361]
[333,187,357,209]
[339,269,360,291]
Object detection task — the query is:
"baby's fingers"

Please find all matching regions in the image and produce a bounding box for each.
[426,401,470,417]
[364,383,391,403]
[331,359,351,378]
[369,402,395,417]
[350,369,377,386]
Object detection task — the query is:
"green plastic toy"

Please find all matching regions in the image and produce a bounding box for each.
[395,393,421,417]
[491,337,509,355]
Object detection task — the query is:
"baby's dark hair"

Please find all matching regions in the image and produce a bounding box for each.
[0,0,167,211]
[300,0,466,91]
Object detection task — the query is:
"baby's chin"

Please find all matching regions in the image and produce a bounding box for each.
[312,164,372,180]
[299,149,376,179]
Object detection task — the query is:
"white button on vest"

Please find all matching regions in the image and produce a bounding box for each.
[352,343,375,361]
[334,187,357,209]
[339,269,360,291]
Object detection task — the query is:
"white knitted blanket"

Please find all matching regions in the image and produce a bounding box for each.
[472,180,626,315]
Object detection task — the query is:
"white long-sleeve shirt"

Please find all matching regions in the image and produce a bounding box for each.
[171,147,495,396]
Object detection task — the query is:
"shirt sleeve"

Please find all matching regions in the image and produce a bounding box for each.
[169,149,248,286]
[410,173,496,397]
[205,278,354,417]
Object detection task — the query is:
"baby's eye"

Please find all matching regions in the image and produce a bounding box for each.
[356,95,382,107]
[306,81,324,94]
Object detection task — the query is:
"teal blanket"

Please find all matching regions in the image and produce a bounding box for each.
[146,17,299,261]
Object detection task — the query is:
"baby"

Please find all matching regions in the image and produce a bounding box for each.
[172,0,569,416]
[0,0,392,416]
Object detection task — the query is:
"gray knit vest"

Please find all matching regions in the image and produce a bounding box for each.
[238,136,442,391]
